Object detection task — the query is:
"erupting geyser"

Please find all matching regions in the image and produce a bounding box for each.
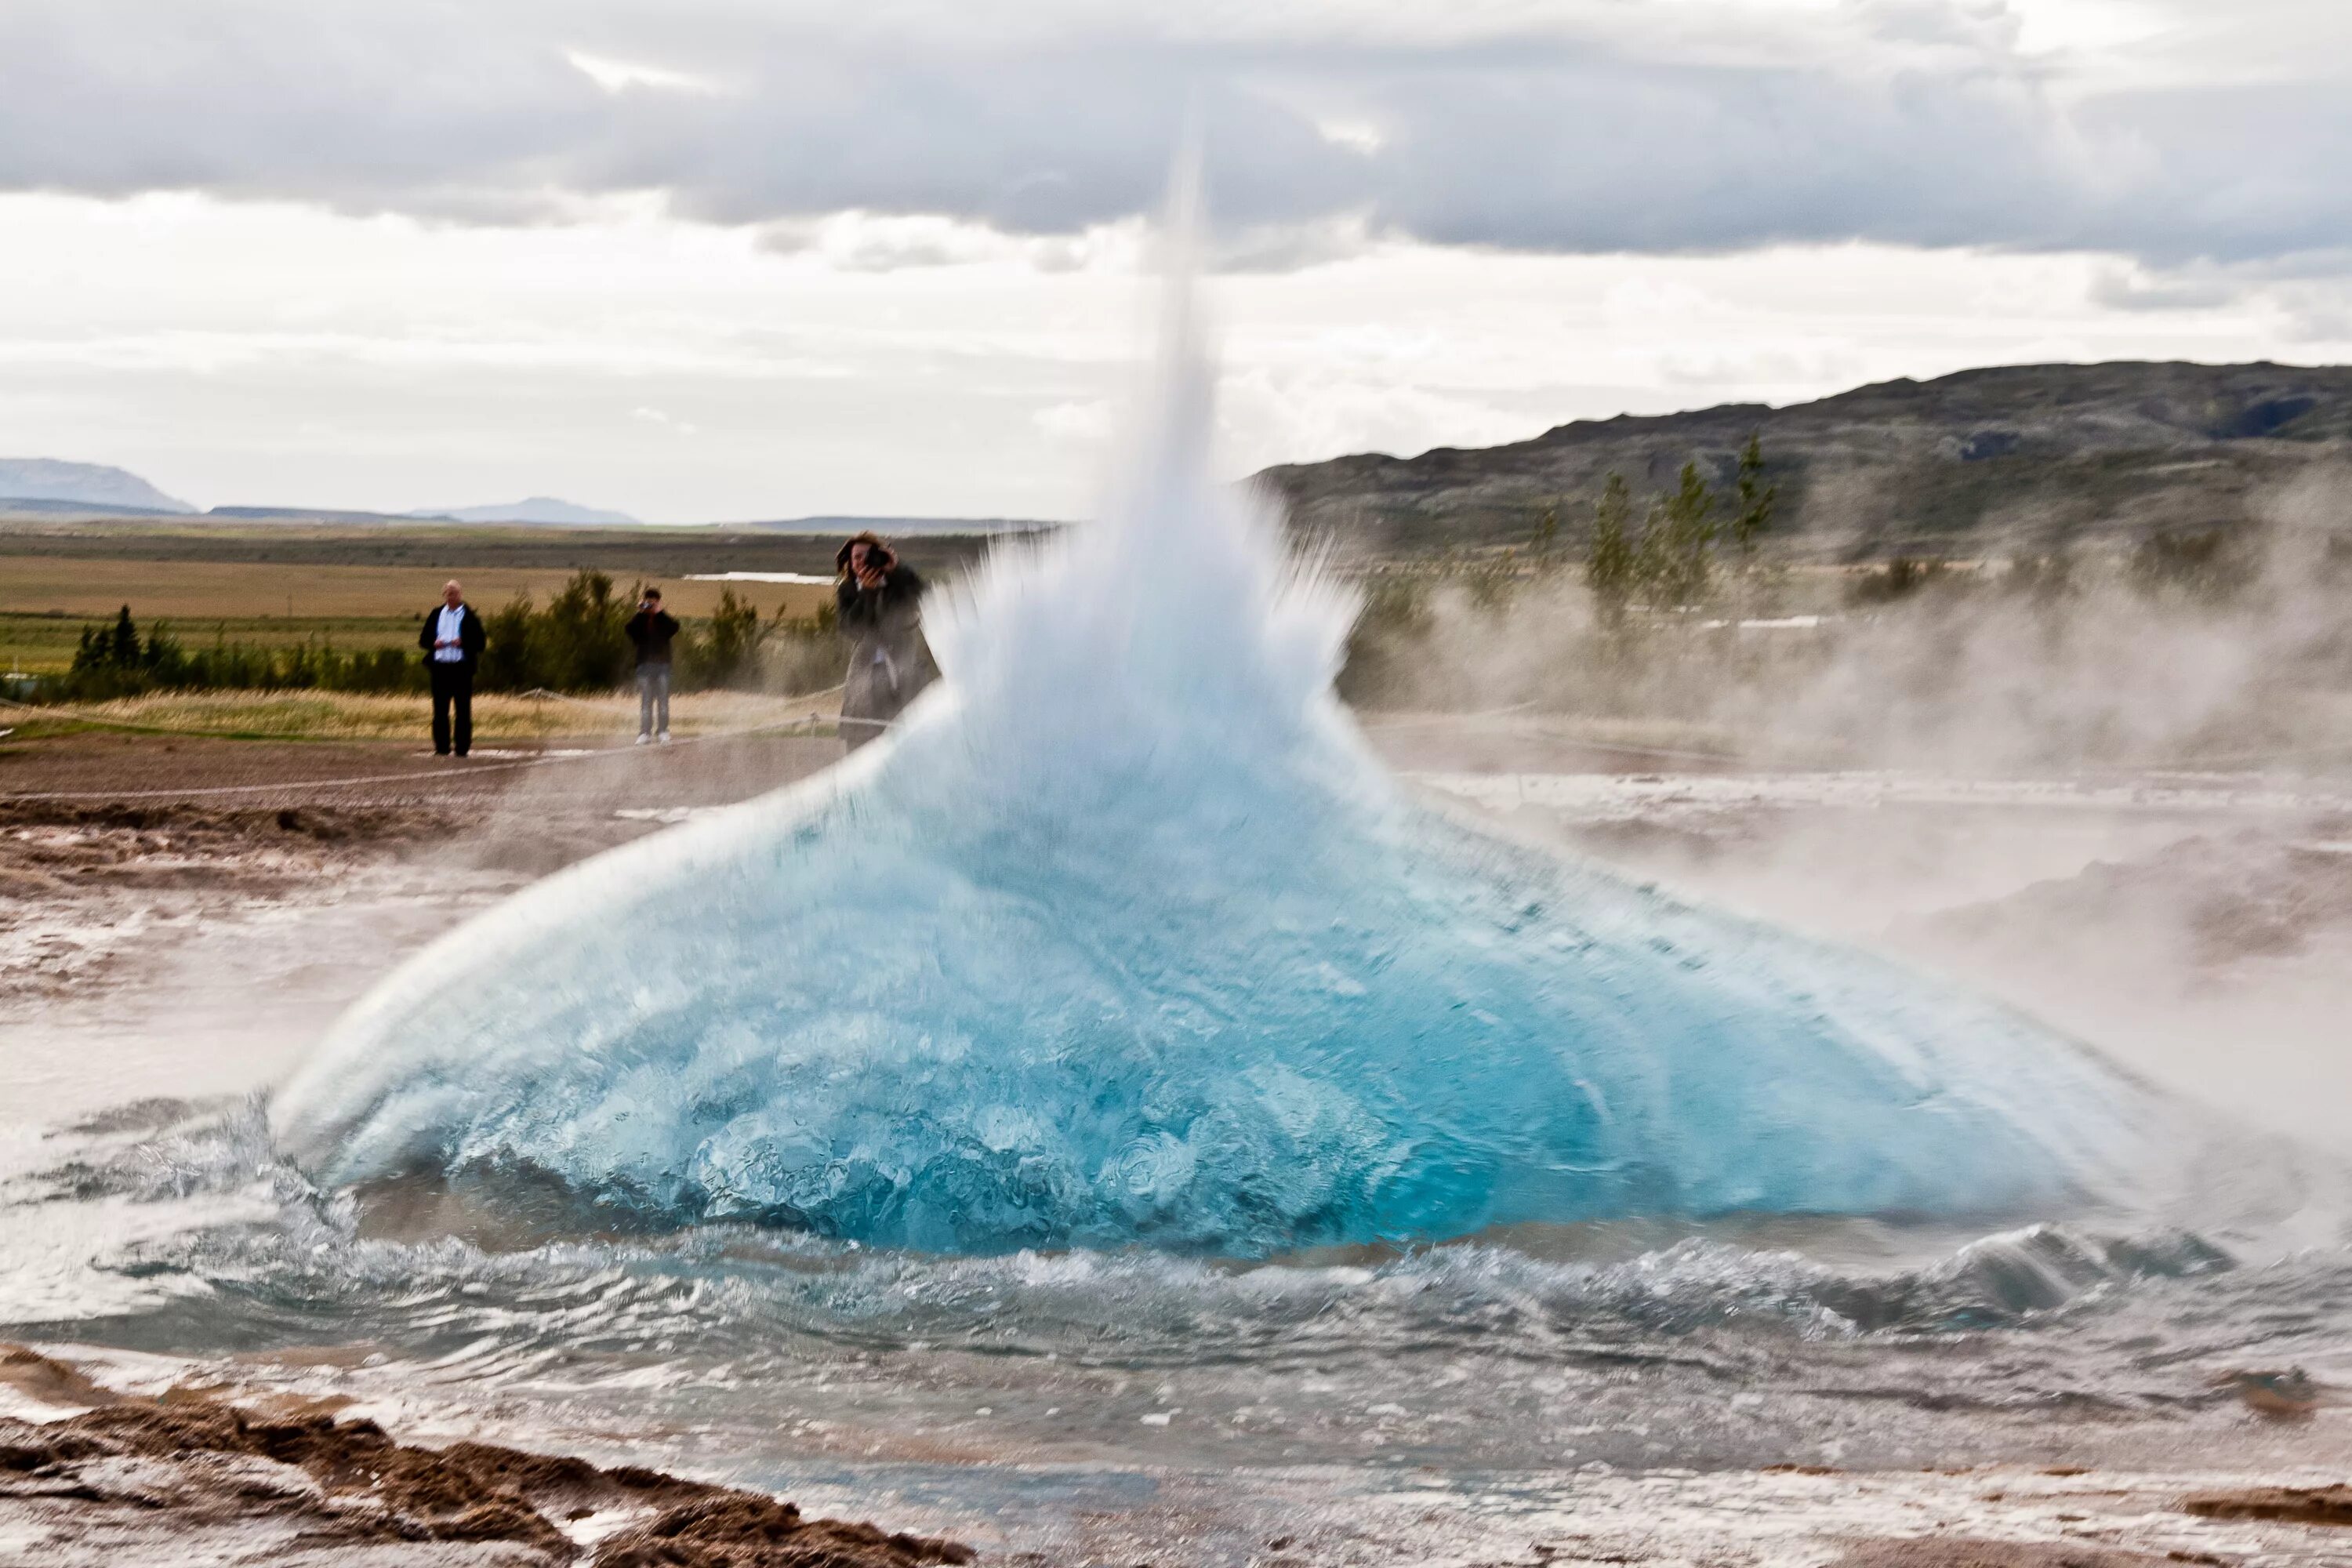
[273,203,2154,1258]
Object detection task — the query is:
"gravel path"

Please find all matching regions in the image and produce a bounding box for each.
[0,731,851,810]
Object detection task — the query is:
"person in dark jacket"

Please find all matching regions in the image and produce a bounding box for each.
[625,587,681,745]
[418,579,486,757]
[834,532,932,750]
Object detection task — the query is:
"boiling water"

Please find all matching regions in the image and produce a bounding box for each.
[273,238,2152,1258]
[8,198,2350,1563]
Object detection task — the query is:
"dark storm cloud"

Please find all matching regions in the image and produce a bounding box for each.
[0,0,2341,267]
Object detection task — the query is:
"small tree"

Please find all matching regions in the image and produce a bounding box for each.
[1587,473,1636,623]
[1635,461,1718,610]
[477,599,537,691]
[528,570,632,691]
[682,586,770,690]
[1529,503,1562,565]
[64,606,152,699]
[1730,432,1777,558]
[142,622,190,684]
[107,605,141,668]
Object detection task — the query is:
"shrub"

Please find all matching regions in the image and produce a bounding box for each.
[2128,528,2257,601]
[55,605,428,702]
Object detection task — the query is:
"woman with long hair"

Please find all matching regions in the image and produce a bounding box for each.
[833,531,931,750]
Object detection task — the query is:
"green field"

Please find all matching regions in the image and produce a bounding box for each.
[0,520,1002,675]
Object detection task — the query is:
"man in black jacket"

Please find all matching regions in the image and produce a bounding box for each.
[625,587,681,744]
[418,580,486,757]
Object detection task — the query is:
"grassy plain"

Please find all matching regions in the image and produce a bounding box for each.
[0,530,852,674]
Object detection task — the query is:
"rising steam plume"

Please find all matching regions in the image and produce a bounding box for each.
[270,175,2159,1257]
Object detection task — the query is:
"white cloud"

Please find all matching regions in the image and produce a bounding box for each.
[4,4,2350,521]
[565,49,725,96]
[5,191,2342,521]
[1312,118,1386,155]
[2087,262,2241,313]
[1033,398,1116,444]
[0,0,2347,266]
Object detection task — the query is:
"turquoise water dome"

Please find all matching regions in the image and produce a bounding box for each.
[272,217,2153,1258]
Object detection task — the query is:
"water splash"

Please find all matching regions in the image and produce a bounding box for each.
[271,191,2155,1258]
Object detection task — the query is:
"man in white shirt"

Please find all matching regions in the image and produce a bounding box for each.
[416,579,484,757]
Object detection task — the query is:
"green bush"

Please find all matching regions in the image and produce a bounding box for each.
[1848,557,1953,605]
[52,605,426,702]
[483,574,845,695]
[2127,528,2257,601]
[501,569,633,692]
[676,586,764,690]
[1335,574,1436,705]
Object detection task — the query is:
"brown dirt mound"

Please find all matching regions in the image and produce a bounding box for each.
[2180,1483,2352,1526]
[0,1345,122,1410]
[596,1492,973,1568]
[1831,1541,2194,1566]
[0,796,462,844]
[0,1377,975,1566]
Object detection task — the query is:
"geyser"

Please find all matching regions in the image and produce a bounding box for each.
[273,215,2153,1258]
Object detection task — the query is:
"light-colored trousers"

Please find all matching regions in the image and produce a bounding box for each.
[637,664,671,735]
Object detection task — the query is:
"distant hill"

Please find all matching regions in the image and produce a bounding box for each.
[206,506,415,523]
[412,497,641,526]
[1256,361,2352,559]
[0,495,191,519]
[728,514,1052,535]
[0,459,194,515]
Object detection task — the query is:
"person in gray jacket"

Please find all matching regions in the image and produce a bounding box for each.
[834,532,932,750]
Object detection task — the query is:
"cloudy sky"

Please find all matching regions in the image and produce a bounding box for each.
[2,0,2346,521]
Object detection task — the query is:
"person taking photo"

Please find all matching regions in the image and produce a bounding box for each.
[834,532,932,750]
[625,586,681,745]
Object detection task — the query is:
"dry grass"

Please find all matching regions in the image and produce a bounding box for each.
[20,688,835,742]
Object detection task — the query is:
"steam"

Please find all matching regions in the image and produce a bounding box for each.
[1342,482,2352,1167]
[270,176,2159,1257]
[1338,476,2352,776]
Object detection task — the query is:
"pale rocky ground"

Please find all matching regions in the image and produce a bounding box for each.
[4,724,2352,1565]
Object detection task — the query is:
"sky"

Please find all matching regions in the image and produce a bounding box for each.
[2,0,2348,523]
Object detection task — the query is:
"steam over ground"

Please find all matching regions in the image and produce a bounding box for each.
[1334,479,2352,1160]
[1337,475,2352,775]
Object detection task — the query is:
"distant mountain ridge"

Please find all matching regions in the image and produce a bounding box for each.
[1256,361,2352,559]
[412,497,641,526]
[23,360,2346,556]
[0,487,640,527]
[0,459,194,514]
[728,514,1050,535]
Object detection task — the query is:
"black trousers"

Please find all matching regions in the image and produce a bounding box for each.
[430,662,474,756]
